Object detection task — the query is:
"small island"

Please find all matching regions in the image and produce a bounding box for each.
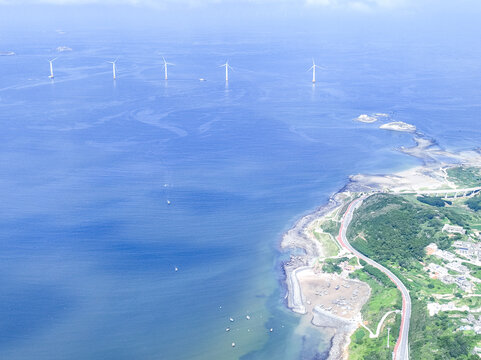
[380,121,416,132]
[356,114,378,123]
[355,113,389,123]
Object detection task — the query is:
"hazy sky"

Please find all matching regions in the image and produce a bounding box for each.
[0,0,432,11]
[1,0,480,41]
[0,0,407,7]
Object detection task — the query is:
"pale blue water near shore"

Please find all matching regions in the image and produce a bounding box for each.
[1,9,481,360]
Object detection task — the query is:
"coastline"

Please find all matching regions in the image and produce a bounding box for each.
[280,130,481,359]
[281,192,366,360]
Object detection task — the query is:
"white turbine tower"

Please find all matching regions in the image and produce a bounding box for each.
[48,57,57,79]
[308,59,323,83]
[107,57,118,80]
[162,56,174,80]
[219,61,233,82]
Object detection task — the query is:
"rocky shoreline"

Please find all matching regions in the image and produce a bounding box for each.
[280,129,481,359]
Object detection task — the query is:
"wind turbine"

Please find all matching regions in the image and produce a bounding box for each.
[308,59,323,83]
[162,56,174,80]
[48,57,57,79]
[107,57,118,80]
[219,61,233,82]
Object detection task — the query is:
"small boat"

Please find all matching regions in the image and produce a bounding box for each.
[229,317,234,322]
[0,51,15,56]
[269,328,273,332]
[167,200,171,205]
[225,327,230,332]
[174,267,178,272]
[231,342,236,347]
[246,315,250,320]
[199,78,206,81]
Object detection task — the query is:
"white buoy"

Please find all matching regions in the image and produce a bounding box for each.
[174,267,178,272]
[167,200,171,205]
[270,328,273,332]
[231,342,236,347]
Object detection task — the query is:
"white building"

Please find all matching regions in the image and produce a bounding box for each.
[442,224,466,235]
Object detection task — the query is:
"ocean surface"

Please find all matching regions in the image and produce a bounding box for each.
[1,22,481,360]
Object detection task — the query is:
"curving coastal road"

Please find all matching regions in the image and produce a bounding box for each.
[337,196,411,360]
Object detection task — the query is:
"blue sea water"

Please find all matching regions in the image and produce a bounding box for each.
[1,12,481,360]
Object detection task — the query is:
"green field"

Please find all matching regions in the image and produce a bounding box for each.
[447,166,481,188]
[313,230,339,257]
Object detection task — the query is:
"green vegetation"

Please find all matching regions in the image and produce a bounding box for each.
[409,299,478,359]
[466,194,481,212]
[463,262,481,280]
[456,296,481,309]
[447,166,481,188]
[417,196,451,207]
[347,193,481,359]
[349,266,401,326]
[322,257,348,273]
[348,263,401,358]
[321,219,340,239]
[362,264,395,288]
[347,194,457,268]
[349,313,400,360]
[348,256,358,267]
[313,231,339,257]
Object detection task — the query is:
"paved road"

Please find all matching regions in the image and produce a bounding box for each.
[337,197,411,360]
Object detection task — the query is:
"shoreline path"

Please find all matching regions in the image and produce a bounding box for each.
[337,196,411,360]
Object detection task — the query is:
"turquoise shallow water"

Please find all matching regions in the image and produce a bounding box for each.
[1,16,481,360]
